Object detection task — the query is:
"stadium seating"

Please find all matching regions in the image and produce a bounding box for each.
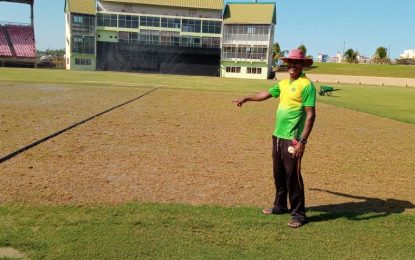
[6,25,35,58]
[0,26,12,56]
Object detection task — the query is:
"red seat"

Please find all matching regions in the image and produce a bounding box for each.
[6,25,36,58]
[0,28,12,56]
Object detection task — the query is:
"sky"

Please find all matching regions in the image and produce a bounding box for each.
[0,0,413,58]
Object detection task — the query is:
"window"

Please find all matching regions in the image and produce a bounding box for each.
[223,45,267,60]
[202,37,220,48]
[160,31,180,46]
[180,36,201,47]
[222,45,237,59]
[202,20,221,34]
[247,67,262,74]
[75,58,92,66]
[97,13,117,27]
[251,47,268,60]
[71,14,95,34]
[223,25,270,42]
[139,30,160,45]
[118,31,128,41]
[140,16,161,27]
[129,32,139,42]
[182,19,201,33]
[172,36,180,46]
[118,31,138,43]
[72,36,95,54]
[118,15,139,28]
[226,67,241,73]
[73,16,83,24]
[161,18,181,28]
[247,27,256,34]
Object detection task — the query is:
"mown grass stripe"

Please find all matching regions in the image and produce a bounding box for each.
[0,87,160,164]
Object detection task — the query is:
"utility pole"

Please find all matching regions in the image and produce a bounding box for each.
[388,43,391,58]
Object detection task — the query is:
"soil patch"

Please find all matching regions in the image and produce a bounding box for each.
[0,84,151,156]
[0,247,27,259]
[0,88,414,212]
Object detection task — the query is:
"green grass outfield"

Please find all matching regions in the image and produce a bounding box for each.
[306,62,415,78]
[1,67,414,124]
[1,68,414,259]
[1,204,414,259]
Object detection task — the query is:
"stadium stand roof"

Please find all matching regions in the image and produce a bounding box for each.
[100,0,224,11]
[223,3,276,25]
[65,0,96,15]
[0,0,33,4]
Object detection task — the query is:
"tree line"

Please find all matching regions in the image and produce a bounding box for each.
[273,43,391,64]
[36,48,65,57]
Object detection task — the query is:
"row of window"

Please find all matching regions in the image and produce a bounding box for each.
[247,67,262,74]
[223,25,270,35]
[225,67,263,74]
[96,13,221,34]
[71,14,95,35]
[119,31,220,48]
[70,15,269,38]
[222,46,269,60]
[225,67,241,73]
[223,46,268,53]
[72,36,95,54]
[75,58,92,66]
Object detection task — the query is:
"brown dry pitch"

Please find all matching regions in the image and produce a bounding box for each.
[0,85,414,213]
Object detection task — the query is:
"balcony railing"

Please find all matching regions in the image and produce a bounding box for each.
[221,52,268,61]
[223,34,269,43]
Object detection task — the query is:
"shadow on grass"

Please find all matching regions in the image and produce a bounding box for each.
[307,189,415,222]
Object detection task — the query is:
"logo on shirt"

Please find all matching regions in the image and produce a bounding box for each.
[291,87,296,92]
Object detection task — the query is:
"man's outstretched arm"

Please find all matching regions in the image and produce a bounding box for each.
[232,90,272,107]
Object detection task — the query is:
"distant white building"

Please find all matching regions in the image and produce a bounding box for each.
[357,54,371,64]
[400,49,415,59]
[317,53,329,62]
[335,52,343,63]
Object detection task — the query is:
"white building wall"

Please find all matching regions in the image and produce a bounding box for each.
[221,65,268,80]
[65,13,71,70]
[400,49,415,59]
[266,24,274,78]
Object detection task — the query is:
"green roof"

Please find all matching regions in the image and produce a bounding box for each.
[65,0,96,15]
[101,0,224,10]
[223,3,276,25]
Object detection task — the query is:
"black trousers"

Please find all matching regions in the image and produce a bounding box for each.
[272,136,306,222]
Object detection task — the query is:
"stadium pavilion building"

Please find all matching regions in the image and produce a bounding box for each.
[221,3,276,79]
[64,0,276,79]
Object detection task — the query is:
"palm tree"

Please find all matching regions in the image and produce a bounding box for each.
[344,48,359,63]
[272,42,288,66]
[373,47,390,64]
[298,44,307,56]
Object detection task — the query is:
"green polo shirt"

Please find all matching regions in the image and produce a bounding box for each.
[269,73,316,140]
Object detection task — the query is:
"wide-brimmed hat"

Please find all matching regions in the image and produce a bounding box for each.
[281,49,313,66]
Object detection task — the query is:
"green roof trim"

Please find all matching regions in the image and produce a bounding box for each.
[223,3,276,25]
[100,0,224,10]
[65,0,96,15]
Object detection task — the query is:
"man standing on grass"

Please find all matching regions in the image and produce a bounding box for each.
[233,49,316,228]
